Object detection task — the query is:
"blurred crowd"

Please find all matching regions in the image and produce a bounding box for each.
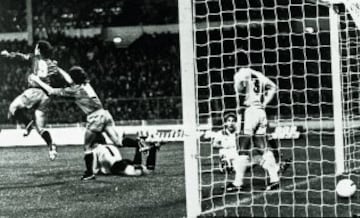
[0,33,181,124]
[0,0,178,33]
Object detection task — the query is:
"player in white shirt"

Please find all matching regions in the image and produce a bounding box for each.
[227,67,281,191]
[212,112,238,173]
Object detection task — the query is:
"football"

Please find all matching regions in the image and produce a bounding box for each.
[336,179,357,198]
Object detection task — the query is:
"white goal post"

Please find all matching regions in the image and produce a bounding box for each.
[178,0,201,217]
[179,0,360,217]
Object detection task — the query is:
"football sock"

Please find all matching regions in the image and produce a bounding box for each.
[84,152,94,174]
[40,130,53,147]
[133,147,142,165]
[146,147,157,170]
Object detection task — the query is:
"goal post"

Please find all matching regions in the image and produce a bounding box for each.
[179,0,360,216]
[178,0,201,217]
[329,2,345,175]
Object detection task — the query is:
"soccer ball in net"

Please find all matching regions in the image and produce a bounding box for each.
[336,179,357,198]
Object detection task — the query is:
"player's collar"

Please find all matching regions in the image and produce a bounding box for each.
[224,129,235,136]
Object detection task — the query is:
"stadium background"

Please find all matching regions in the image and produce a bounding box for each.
[0,0,180,127]
[0,0,346,128]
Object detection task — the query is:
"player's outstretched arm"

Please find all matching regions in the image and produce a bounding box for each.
[0,50,31,61]
[57,67,74,85]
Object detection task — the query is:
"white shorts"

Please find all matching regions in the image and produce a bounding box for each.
[243,106,267,135]
[219,148,238,161]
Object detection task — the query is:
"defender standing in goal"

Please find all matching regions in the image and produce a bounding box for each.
[226,67,281,191]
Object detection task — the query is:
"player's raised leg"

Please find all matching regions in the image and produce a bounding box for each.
[8,95,33,135]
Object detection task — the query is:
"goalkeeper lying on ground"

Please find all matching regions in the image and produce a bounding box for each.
[92,138,159,176]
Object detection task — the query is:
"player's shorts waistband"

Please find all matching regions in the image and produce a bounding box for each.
[245,104,264,109]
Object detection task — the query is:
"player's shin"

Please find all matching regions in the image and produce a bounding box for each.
[146,146,157,170]
[232,155,250,187]
[261,150,280,184]
[267,138,280,163]
[82,151,95,180]
[39,129,52,147]
[133,147,143,166]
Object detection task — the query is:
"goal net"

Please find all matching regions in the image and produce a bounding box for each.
[179,0,360,217]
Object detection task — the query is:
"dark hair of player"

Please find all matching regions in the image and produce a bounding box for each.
[37,40,53,58]
[69,66,88,84]
[223,112,237,123]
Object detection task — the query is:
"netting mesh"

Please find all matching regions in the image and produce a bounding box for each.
[339,2,360,173]
[190,0,360,216]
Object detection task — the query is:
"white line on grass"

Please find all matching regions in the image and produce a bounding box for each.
[202,176,323,215]
[239,176,320,204]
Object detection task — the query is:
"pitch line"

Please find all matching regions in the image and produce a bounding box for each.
[239,176,321,204]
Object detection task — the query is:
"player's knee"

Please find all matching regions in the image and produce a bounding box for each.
[9,102,21,116]
[261,150,276,170]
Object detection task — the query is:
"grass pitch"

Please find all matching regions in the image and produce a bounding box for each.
[0,143,186,218]
[1,134,360,217]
